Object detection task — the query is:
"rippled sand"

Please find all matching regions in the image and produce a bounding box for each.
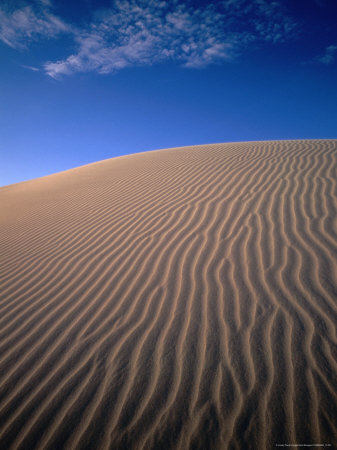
[0,140,336,449]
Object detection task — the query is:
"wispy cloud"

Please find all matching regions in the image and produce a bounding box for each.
[316,44,337,65]
[221,0,297,44]
[44,1,235,78]
[1,0,298,78]
[21,64,40,71]
[0,1,71,49]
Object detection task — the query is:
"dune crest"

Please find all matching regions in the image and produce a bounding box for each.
[0,140,336,449]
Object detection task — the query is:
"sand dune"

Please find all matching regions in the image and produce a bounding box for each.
[0,140,336,449]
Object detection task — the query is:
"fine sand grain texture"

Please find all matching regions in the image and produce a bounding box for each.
[0,140,336,449]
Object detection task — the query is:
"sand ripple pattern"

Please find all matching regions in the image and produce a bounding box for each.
[0,140,336,449]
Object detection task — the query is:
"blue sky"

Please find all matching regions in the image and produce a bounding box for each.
[1,0,337,186]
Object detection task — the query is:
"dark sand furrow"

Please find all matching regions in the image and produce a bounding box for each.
[214,258,245,447]
[0,220,176,392]
[217,157,290,247]
[264,309,296,447]
[164,183,252,427]
[312,337,337,398]
[0,155,196,279]
[0,356,96,449]
[104,236,203,449]
[65,202,213,448]
[0,229,156,363]
[117,235,202,438]
[311,173,337,253]
[74,285,167,450]
[0,188,189,340]
[0,201,173,352]
[0,238,164,417]
[0,147,230,295]
[239,213,278,448]
[283,166,337,339]
[78,203,205,344]
[225,226,257,395]
[319,147,337,240]
[76,149,252,342]
[69,260,189,448]
[258,177,298,448]
[0,140,336,449]
[5,361,98,450]
[0,326,107,428]
[251,211,282,445]
[270,146,322,443]
[187,204,251,447]
[0,174,180,296]
[284,245,337,419]
[111,233,212,447]
[0,142,272,292]
[278,252,318,444]
[117,192,235,446]
[0,143,241,263]
[292,142,337,299]
[222,223,266,446]
[312,367,337,443]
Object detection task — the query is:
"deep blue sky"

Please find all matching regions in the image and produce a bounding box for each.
[1,0,337,186]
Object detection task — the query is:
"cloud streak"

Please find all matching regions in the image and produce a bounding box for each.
[0,2,71,49]
[317,44,337,65]
[0,0,298,78]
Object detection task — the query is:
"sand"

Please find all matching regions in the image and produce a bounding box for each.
[0,140,336,449]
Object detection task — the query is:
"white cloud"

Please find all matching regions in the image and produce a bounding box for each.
[0,2,71,49]
[44,1,238,78]
[1,0,298,78]
[21,64,40,71]
[317,45,337,65]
